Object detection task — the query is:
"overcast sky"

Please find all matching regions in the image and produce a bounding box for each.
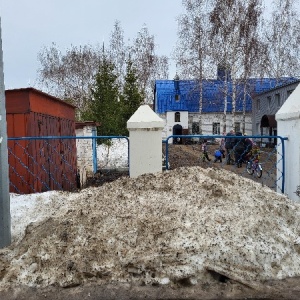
[0,0,183,90]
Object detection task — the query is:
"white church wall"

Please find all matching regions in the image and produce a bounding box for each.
[159,112,252,139]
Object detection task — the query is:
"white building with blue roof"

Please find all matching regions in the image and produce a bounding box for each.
[153,71,298,143]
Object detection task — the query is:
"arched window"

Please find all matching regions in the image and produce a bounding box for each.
[175,112,180,122]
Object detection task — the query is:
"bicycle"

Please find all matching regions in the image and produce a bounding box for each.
[246,158,262,178]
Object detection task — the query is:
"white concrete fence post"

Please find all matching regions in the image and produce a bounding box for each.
[127,105,164,178]
[276,84,300,202]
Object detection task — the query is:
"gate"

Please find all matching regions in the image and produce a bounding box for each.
[163,135,287,194]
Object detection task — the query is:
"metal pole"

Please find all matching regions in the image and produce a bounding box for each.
[0,18,11,248]
[92,128,97,173]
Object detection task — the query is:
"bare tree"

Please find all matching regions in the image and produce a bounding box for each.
[239,0,264,133]
[210,0,241,132]
[37,22,168,110]
[108,20,127,90]
[174,0,214,134]
[210,0,264,133]
[37,43,102,118]
[153,55,169,80]
[262,0,300,78]
[129,25,169,103]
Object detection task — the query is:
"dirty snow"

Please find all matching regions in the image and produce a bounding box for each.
[1,166,300,291]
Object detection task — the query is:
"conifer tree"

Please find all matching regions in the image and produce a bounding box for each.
[119,59,144,135]
[82,55,121,136]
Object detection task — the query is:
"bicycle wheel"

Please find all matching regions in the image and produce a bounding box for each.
[255,164,262,178]
[246,161,254,175]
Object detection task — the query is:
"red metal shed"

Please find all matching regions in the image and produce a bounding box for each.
[5,88,77,194]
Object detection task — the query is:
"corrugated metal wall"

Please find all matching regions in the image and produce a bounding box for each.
[6,88,77,194]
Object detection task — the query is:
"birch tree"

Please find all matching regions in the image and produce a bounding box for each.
[37,22,168,115]
[174,0,214,134]
[210,0,243,132]
[263,0,300,78]
[37,43,101,118]
[130,25,169,103]
[239,0,264,133]
[108,20,127,90]
[210,0,263,133]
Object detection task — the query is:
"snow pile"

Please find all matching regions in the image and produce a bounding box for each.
[1,166,300,291]
[97,138,129,169]
[9,191,73,244]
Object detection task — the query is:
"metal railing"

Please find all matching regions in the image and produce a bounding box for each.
[7,134,286,195]
[163,135,287,194]
[7,136,129,194]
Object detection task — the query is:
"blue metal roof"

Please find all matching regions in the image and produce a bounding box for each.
[154,77,297,114]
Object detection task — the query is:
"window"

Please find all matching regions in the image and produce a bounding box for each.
[267,96,271,109]
[234,122,240,133]
[212,122,220,135]
[275,93,280,107]
[256,99,260,111]
[287,89,294,97]
[174,112,180,122]
[175,94,180,102]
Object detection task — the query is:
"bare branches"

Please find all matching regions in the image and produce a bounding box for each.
[130,25,169,103]
[175,0,265,133]
[37,43,101,117]
[262,0,300,78]
[174,0,213,79]
[109,21,127,90]
[37,22,168,112]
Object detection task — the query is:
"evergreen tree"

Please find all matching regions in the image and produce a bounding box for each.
[119,59,144,135]
[82,56,121,136]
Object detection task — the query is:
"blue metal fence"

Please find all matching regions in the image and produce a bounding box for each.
[7,136,129,194]
[7,134,286,195]
[163,135,287,194]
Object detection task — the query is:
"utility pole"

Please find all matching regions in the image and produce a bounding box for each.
[0,17,11,248]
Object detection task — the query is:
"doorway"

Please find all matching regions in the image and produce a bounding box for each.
[173,124,183,144]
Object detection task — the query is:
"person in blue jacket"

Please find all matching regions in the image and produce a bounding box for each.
[214,148,223,163]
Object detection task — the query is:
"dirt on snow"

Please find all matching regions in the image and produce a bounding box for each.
[2,166,300,299]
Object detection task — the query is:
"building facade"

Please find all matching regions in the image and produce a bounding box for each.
[154,74,298,143]
[252,80,300,138]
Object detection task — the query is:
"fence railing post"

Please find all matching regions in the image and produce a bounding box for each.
[92,128,97,174]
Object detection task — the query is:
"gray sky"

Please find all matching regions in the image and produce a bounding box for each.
[0,0,183,89]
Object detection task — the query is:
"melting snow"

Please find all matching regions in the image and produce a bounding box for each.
[1,166,300,291]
